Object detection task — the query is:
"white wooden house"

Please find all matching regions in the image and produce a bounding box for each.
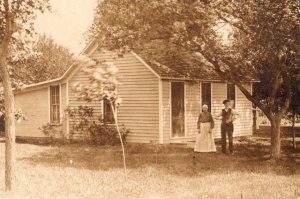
[14,41,253,144]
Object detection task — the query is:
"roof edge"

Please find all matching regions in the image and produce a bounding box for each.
[130,52,161,79]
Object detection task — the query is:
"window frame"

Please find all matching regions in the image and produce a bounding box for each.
[103,99,115,124]
[170,81,186,139]
[50,85,60,124]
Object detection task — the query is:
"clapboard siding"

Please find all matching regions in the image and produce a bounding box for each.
[162,80,171,143]
[211,82,226,138]
[15,87,49,137]
[185,82,201,141]
[115,52,159,143]
[68,51,159,143]
[234,84,253,136]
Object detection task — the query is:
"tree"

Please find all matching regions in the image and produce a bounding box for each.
[88,0,300,158]
[11,34,74,84]
[0,0,50,191]
[73,57,127,177]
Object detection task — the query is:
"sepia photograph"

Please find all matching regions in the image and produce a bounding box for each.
[0,0,299,198]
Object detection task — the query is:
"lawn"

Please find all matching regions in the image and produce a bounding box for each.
[0,136,299,199]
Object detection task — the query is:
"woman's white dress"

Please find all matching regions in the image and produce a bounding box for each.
[194,122,216,152]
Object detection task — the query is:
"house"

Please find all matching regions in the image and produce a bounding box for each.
[14,41,254,144]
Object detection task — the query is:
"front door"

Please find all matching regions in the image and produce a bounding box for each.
[171,82,185,138]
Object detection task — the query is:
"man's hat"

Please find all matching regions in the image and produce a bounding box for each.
[223,99,230,104]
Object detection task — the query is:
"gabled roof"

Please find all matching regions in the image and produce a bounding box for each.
[16,40,223,93]
[139,52,220,80]
[136,41,220,80]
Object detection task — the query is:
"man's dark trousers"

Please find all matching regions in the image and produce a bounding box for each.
[221,122,233,154]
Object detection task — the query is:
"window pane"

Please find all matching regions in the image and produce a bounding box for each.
[51,94,56,104]
[56,87,60,104]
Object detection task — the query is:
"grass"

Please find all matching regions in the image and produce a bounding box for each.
[0,135,299,199]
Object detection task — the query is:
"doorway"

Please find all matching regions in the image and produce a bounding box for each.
[171,82,185,138]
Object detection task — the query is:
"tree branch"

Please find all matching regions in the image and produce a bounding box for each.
[213,9,251,35]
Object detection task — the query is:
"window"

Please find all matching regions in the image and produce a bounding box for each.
[227,83,236,107]
[201,82,211,112]
[50,85,60,123]
[103,99,115,123]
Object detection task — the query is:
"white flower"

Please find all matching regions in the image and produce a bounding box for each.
[115,98,122,107]
[106,62,118,74]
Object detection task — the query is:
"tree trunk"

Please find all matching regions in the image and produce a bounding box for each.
[0,57,16,191]
[110,101,127,179]
[270,116,281,159]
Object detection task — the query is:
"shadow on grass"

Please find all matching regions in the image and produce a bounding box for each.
[17,136,300,177]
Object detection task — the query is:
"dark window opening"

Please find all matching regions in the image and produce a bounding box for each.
[171,82,185,137]
[103,99,115,124]
[201,83,211,112]
[227,83,236,108]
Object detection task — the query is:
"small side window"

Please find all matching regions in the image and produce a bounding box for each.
[103,99,115,124]
[50,85,60,123]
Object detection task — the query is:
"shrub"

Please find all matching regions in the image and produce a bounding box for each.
[65,105,94,140]
[65,105,130,145]
[39,123,65,143]
[89,120,130,145]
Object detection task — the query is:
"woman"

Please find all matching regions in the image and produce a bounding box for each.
[194,104,216,152]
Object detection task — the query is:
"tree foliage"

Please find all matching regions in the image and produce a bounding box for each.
[10,34,74,84]
[88,0,300,158]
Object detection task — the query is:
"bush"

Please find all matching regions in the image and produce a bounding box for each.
[39,123,65,144]
[66,105,94,140]
[65,105,130,145]
[89,120,130,145]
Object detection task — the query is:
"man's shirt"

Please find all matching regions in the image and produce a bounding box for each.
[216,108,239,123]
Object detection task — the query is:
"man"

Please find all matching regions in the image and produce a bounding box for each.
[215,99,239,154]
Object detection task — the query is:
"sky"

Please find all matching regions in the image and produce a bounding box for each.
[35,0,97,55]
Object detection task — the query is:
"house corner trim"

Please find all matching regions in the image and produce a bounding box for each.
[158,79,163,144]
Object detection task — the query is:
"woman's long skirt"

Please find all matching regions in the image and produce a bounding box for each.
[194,122,216,152]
